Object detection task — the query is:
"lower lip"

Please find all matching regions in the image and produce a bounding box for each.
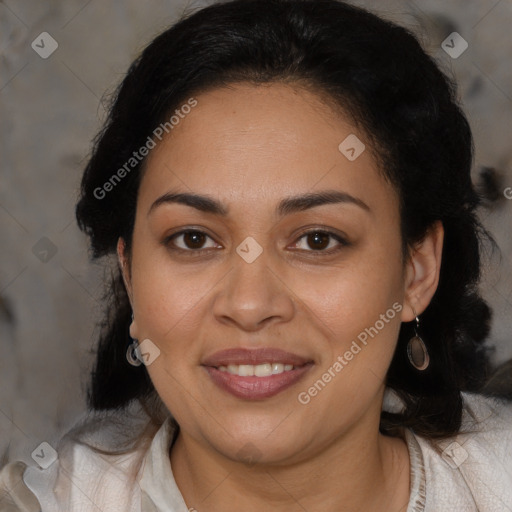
[204,364,313,400]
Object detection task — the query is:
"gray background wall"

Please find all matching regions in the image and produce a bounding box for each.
[1,0,511,465]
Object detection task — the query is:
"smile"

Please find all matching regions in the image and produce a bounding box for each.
[217,363,295,376]
[202,347,314,399]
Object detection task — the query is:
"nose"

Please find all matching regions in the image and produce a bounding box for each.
[211,247,295,332]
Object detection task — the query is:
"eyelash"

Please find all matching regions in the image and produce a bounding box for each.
[163,228,349,256]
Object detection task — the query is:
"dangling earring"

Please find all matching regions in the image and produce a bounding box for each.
[407,311,430,371]
[126,313,142,366]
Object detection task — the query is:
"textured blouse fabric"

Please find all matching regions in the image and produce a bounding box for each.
[1,392,511,512]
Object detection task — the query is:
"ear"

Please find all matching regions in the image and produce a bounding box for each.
[401,220,444,322]
[117,237,133,307]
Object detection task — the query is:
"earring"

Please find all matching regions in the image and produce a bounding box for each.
[126,313,142,366]
[407,312,430,371]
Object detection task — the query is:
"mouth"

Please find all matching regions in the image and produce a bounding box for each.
[202,348,314,400]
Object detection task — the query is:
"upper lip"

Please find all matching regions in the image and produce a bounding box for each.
[202,348,312,367]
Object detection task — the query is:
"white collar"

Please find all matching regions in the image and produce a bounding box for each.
[139,417,190,512]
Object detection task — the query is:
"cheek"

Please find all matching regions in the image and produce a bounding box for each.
[286,254,404,336]
[131,261,210,410]
[284,257,405,396]
[293,270,403,417]
[133,267,208,340]
[129,234,212,349]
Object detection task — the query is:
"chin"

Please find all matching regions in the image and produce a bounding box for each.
[212,429,307,466]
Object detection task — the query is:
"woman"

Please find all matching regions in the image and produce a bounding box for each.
[1,0,511,510]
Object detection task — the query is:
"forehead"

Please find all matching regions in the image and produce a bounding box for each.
[138,82,395,215]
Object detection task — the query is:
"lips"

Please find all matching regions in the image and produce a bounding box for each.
[202,348,314,400]
[202,348,312,367]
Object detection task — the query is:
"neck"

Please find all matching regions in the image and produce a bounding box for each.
[169,410,410,512]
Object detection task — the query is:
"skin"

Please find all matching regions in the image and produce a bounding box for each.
[118,82,443,512]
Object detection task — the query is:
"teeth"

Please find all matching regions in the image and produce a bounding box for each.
[255,363,272,377]
[272,363,284,374]
[239,364,254,377]
[217,363,296,376]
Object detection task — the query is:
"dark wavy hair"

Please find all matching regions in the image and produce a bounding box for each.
[76,0,499,439]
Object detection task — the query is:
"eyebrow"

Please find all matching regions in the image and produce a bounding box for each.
[148,189,370,217]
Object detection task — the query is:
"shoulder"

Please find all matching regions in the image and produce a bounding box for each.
[0,461,41,511]
[409,393,512,511]
[1,402,165,511]
[447,392,512,462]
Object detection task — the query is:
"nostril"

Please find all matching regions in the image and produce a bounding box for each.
[475,166,504,204]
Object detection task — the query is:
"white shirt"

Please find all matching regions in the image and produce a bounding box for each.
[1,392,511,511]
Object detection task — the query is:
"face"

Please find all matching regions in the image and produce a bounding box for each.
[120,82,421,465]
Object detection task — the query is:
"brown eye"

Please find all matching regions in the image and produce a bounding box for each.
[306,232,330,250]
[293,230,348,253]
[182,231,207,249]
[166,230,218,251]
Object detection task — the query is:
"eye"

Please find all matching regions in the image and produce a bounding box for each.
[292,230,348,253]
[165,229,219,252]
[164,228,349,255]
